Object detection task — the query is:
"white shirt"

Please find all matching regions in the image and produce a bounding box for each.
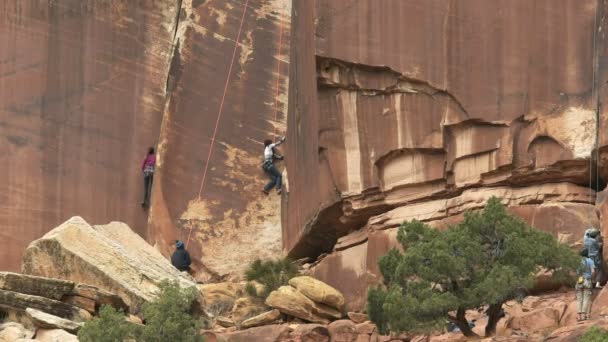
[263,138,285,162]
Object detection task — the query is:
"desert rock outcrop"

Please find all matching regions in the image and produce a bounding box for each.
[22,216,197,312]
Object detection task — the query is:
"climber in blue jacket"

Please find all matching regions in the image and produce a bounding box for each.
[171,240,192,273]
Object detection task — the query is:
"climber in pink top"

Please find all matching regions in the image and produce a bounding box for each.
[141,147,156,208]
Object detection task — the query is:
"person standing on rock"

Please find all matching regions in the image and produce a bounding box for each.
[171,240,192,273]
[261,136,285,195]
[576,247,595,321]
[584,228,604,288]
[141,147,156,208]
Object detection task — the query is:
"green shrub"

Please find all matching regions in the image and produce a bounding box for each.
[78,281,203,342]
[140,280,203,342]
[245,258,299,299]
[78,305,139,342]
[578,326,608,341]
[367,197,579,338]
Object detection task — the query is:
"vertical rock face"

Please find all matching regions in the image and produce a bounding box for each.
[0,1,179,271]
[0,0,289,276]
[286,0,606,310]
[148,0,290,280]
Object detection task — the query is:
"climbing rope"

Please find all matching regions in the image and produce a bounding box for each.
[186,0,251,248]
[186,0,289,248]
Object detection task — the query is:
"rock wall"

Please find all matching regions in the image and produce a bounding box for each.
[0,0,289,276]
[286,0,607,311]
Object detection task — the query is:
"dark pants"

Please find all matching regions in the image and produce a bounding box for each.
[263,163,282,192]
[143,173,153,205]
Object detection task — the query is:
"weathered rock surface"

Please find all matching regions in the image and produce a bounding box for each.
[285,0,608,313]
[328,320,357,342]
[216,324,293,342]
[291,324,331,342]
[22,216,197,312]
[26,308,82,334]
[0,289,85,321]
[145,0,290,281]
[347,312,368,324]
[0,322,34,342]
[266,286,329,324]
[70,284,128,313]
[201,282,245,317]
[544,319,608,341]
[241,309,281,329]
[34,329,78,342]
[231,297,268,324]
[289,276,345,311]
[0,273,74,301]
[0,0,289,282]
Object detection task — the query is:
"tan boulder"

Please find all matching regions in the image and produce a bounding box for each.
[328,320,357,342]
[313,302,342,320]
[0,289,87,322]
[289,276,345,310]
[291,324,331,342]
[216,316,236,328]
[231,297,268,324]
[71,284,129,312]
[34,329,78,342]
[217,324,292,342]
[265,286,329,324]
[348,312,368,324]
[508,306,562,333]
[0,272,74,301]
[22,217,197,313]
[0,322,34,341]
[200,282,245,317]
[26,308,83,334]
[241,309,281,329]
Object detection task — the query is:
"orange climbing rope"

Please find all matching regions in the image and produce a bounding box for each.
[186,0,251,248]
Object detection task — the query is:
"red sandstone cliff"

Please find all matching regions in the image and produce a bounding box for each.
[285,0,608,311]
[0,0,289,277]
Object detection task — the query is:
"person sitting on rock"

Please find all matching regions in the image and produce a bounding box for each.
[171,240,192,273]
[576,247,595,322]
[261,136,286,195]
[141,147,156,208]
[584,228,604,288]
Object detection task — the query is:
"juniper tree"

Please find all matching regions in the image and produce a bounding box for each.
[367,197,579,337]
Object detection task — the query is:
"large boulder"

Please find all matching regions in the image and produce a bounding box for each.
[327,320,357,342]
[0,322,34,341]
[288,276,345,311]
[34,329,79,342]
[0,289,87,321]
[0,272,74,301]
[26,308,83,334]
[200,282,245,317]
[265,286,329,324]
[291,324,331,342]
[22,217,197,312]
[231,297,268,324]
[217,324,293,342]
[240,309,281,329]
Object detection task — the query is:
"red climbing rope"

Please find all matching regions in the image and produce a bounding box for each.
[186,0,250,248]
